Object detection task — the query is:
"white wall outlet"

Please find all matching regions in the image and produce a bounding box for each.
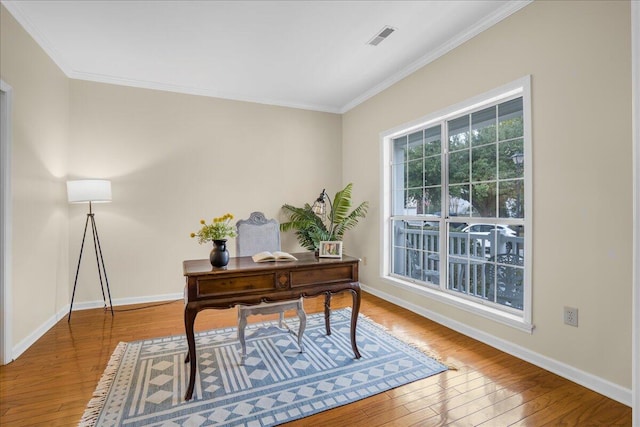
[564,306,578,327]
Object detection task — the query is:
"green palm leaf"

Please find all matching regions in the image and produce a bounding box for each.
[280,183,368,251]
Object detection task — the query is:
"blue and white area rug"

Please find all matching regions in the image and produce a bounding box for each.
[80,309,447,426]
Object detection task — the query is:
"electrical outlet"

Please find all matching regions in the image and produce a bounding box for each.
[564,306,578,327]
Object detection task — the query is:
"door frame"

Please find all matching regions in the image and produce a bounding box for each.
[632,1,639,423]
[1,79,13,365]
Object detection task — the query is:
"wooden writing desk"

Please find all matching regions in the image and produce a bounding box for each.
[182,252,361,401]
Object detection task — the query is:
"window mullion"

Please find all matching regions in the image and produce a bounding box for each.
[441,120,448,292]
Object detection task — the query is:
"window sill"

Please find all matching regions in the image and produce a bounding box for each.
[382,275,534,333]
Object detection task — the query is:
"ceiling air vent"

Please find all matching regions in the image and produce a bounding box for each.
[368,26,396,46]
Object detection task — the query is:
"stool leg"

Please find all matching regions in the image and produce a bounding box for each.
[238,308,248,364]
[296,301,306,353]
[278,311,285,328]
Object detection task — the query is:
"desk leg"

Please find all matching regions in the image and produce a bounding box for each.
[184,307,197,401]
[350,286,362,359]
[324,293,332,336]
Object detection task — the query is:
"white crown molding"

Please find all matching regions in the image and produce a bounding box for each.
[339,0,533,113]
[65,70,343,114]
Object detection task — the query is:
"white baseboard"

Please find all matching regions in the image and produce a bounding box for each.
[12,307,68,360]
[361,283,632,407]
[69,292,183,312]
[12,292,183,360]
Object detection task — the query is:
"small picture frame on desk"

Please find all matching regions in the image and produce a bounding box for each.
[319,241,342,258]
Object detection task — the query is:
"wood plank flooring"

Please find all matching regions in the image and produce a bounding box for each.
[0,292,631,426]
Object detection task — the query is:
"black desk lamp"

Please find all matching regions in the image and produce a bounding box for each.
[311,188,332,219]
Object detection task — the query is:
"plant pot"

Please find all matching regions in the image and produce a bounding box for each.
[209,239,230,268]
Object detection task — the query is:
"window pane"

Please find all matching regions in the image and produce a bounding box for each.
[471,144,496,182]
[424,155,441,186]
[406,187,422,214]
[392,220,410,276]
[424,125,441,156]
[498,98,523,140]
[448,222,488,294]
[486,251,524,309]
[391,159,407,216]
[423,187,441,215]
[472,182,497,217]
[392,220,440,284]
[408,131,423,161]
[393,135,408,163]
[498,139,524,179]
[448,115,469,150]
[448,226,469,293]
[449,184,471,216]
[472,106,497,146]
[407,159,422,188]
[449,150,469,184]
[505,224,525,259]
[499,180,524,218]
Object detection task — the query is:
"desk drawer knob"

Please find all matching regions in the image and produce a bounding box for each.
[277,272,289,288]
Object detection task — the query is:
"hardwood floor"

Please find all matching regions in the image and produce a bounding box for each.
[0,292,631,426]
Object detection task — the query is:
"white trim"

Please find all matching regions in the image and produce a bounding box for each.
[68,292,183,312]
[631,0,639,424]
[13,292,182,359]
[361,284,632,407]
[382,275,533,333]
[381,77,529,140]
[380,76,532,330]
[0,80,13,365]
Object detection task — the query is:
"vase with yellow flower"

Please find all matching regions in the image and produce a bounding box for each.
[190,213,238,267]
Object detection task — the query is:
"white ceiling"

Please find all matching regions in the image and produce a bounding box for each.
[2,0,531,113]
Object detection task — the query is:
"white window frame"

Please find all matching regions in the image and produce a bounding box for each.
[380,76,533,332]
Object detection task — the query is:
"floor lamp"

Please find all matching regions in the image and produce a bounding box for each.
[67,179,113,322]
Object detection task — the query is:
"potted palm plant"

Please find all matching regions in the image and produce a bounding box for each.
[280,183,368,252]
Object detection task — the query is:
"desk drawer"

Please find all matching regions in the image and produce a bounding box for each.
[290,264,355,288]
[196,273,275,298]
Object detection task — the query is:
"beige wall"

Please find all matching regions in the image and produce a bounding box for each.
[68,80,342,304]
[0,5,70,346]
[343,0,632,389]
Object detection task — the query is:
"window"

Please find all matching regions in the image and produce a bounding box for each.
[382,77,532,330]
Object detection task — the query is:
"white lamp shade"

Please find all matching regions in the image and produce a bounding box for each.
[67,180,112,203]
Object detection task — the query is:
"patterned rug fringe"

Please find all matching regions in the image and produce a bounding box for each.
[78,341,127,427]
[357,311,458,370]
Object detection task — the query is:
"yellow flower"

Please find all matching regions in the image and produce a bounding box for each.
[192,213,237,244]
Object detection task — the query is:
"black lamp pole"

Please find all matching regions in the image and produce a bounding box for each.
[68,200,113,322]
